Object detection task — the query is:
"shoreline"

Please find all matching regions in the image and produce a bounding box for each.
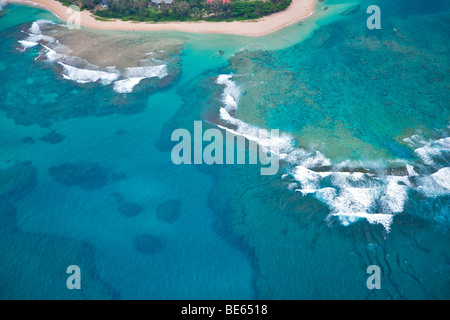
[4,0,316,36]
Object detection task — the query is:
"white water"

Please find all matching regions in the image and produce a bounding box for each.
[215,74,450,232]
[19,19,168,93]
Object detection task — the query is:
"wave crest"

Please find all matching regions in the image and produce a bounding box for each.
[214,74,449,232]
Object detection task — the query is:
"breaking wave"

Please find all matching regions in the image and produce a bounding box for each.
[214,74,449,232]
[58,62,119,85]
[18,20,168,93]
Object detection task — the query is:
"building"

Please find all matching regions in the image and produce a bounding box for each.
[151,0,174,5]
[206,0,231,3]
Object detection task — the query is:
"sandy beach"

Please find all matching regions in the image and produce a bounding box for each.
[5,0,316,36]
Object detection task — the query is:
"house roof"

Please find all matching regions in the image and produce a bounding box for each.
[152,0,174,3]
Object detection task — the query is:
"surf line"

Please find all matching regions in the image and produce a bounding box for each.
[171,121,280,176]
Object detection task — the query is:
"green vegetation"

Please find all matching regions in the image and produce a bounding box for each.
[94,16,114,21]
[57,0,76,6]
[56,0,292,22]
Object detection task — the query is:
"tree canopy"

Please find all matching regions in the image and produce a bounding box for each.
[56,0,292,22]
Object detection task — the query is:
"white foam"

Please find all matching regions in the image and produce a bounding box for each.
[217,110,295,157]
[113,77,144,93]
[124,65,168,79]
[320,179,393,231]
[217,74,241,112]
[401,132,450,198]
[413,137,450,165]
[431,167,450,191]
[20,20,68,61]
[332,187,376,215]
[214,75,450,232]
[40,43,61,61]
[18,19,171,93]
[28,19,55,35]
[216,75,321,164]
[292,167,410,231]
[292,166,321,190]
[55,60,165,92]
[287,183,298,190]
[19,19,59,51]
[379,176,409,213]
[0,1,6,11]
[18,40,39,50]
[329,171,367,189]
[416,145,439,165]
[106,66,168,92]
[29,21,41,35]
[24,33,59,46]
[329,212,393,232]
[295,188,317,195]
[403,134,428,148]
[34,19,55,26]
[299,151,331,168]
[215,74,395,231]
[406,164,418,176]
[315,187,337,204]
[58,62,119,85]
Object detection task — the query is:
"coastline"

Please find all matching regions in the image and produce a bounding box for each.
[4,0,316,36]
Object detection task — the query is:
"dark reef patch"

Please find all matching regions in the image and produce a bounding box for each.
[0,203,19,234]
[111,192,126,203]
[134,234,164,255]
[39,130,66,144]
[118,202,143,218]
[0,161,38,202]
[22,137,35,144]
[115,129,126,136]
[0,215,118,299]
[156,200,181,224]
[49,162,109,190]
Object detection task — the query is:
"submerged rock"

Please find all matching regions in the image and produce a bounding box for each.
[134,234,164,255]
[49,162,109,190]
[22,137,35,144]
[0,161,37,202]
[156,200,181,223]
[39,130,66,144]
[0,203,19,233]
[118,202,143,218]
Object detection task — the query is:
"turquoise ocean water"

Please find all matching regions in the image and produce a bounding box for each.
[0,0,449,299]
